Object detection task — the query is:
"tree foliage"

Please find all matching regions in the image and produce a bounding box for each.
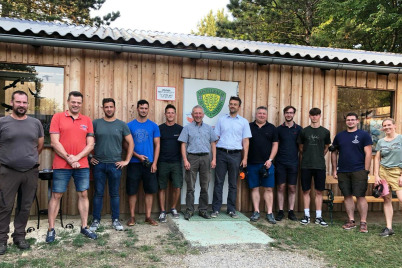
[0,0,120,26]
[191,9,230,36]
[194,0,401,53]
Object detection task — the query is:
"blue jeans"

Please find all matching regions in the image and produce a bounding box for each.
[52,168,90,193]
[92,162,122,221]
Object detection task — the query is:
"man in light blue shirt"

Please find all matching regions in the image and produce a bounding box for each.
[178,105,218,220]
[212,96,252,218]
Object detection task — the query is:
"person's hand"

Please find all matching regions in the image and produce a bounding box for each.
[374,175,382,186]
[90,157,99,165]
[151,162,157,173]
[399,175,402,187]
[184,159,191,170]
[264,160,272,169]
[138,155,147,162]
[67,154,80,165]
[241,158,247,168]
[211,159,216,169]
[115,160,129,169]
[333,170,338,179]
[71,162,80,169]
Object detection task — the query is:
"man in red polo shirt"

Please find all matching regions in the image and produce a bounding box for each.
[46,91,96,243]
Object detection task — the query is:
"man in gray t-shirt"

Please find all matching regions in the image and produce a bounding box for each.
[89,98,134,232]
[0,91,44,254]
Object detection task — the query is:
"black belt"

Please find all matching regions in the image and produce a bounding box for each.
[217,148,242,154]
[189,153,209,156]
[0,163,39,172]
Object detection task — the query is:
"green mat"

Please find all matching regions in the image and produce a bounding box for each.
[173,211,249,221]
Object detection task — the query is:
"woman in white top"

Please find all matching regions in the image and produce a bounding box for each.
[374,118,402,237]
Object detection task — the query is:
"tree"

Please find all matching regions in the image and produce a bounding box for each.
[0,0,120,26]
[192,9,230,36]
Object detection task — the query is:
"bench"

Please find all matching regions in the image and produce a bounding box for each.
[323,175,400,224]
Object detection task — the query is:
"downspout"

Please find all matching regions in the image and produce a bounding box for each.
[0,34,401,74]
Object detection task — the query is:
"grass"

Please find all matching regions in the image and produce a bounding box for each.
[254,220,402,268]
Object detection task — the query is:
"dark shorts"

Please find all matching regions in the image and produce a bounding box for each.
[301,168,326,191]
[157,162,183,189]
[275,162,298,186]
[338,170,369,197]
[126,163,157,195]
[247,163,275,188]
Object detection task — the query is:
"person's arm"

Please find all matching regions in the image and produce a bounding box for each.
[298,144,303,164]
[210,141,216,169]
[324,144,330,156]
[265,141,278,169]
[67,136,95,164]
[374,151,381,185]
[181,142,190,170]
[50,133,72,164]
[37,137,44,155]
[331,150,338,179]
[241,138,249,167]
[151,137,160,173]
[116,134,134,169]
[363,145,372,172]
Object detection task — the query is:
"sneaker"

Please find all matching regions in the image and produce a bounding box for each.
[275,210,284,221]
[228,211,238,218]
[184,211,193,221]
[159,211,167,223]
[250,211,260,222]
[342,220,356,230]
[145,217,158,226]
[379,227,394,237]
[315,217,328,227]
[46,228,56,243]
[199,211,211,219]
[81,226,98,240]
[266,213,276,224]
[300,215,310,225]
[170,208,179,219]
[0,242,6,255]
[359,222,368,233]
[288,210,298,221]
[14,239,30,250]
[210,211,219,218]
[89,219,100,232]
[112,219,124,231]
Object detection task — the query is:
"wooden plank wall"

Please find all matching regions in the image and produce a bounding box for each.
[0,42,401,216]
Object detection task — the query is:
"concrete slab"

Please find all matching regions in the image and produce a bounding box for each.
[171,214,274,247]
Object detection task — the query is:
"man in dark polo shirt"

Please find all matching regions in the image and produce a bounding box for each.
[248,106,278,224]
[275,105,302,221]
[157,104,183,223]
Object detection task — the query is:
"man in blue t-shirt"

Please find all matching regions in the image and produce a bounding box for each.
[331,112,372,233]
[126,100,160,226]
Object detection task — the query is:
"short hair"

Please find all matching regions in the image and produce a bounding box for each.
[68,91,83,101]
[283,106,296,114]
[102,98,115,106]
[382,118,395,126]
[256,106,268,112]
[137,99,149,108]
[229,96,242,106]
[192,105,204,113]
[346,112,358,119]
[309,107,321,116]
[11,90,28,101]
[165,104,176,113]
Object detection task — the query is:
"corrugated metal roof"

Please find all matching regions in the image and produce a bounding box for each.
[0,17,401,66]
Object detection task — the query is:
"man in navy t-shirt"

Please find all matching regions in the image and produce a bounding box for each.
[331,112,372,233]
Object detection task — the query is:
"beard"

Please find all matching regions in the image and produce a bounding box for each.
[13,106,27,117]
[285,117,293,122]
[105,112,115,118]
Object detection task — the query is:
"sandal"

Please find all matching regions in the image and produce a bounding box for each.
[145,217,158,226]
[127,217,136,226]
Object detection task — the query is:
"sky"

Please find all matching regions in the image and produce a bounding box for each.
[91,0,230,34]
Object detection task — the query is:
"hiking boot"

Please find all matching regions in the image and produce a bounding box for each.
[300,215,310,225]
[228,211,239,218]
[81,226,98,240]
[315,217,328,227]
[211,211,219,218]
[145,217,158,226]
[250,211,260,222]
[0,242,6,255]
[159,211,167,223]
[184,211,193,221]
[46,228,56,243]
[112,219,124,231]
[288,210,298,221]
[266,213,276,224]
[14,239,30,250]
[342,220,356,230]
[359,222,368,233]
[89,219,100,232]
[275,210,284,221]
[171,208,179,219]
[199,211,211,219]
[379,227,394,237]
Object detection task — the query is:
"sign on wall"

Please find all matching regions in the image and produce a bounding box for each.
[183,79,238,127]
[156,86,176,101]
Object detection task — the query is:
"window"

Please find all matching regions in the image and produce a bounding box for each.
[337,87,393,150]
[0,64,64,144]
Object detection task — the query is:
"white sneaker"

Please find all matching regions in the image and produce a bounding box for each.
[112,219,124,231]
[89,219,100,231]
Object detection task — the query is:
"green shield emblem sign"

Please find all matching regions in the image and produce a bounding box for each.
[196,88,226,118]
